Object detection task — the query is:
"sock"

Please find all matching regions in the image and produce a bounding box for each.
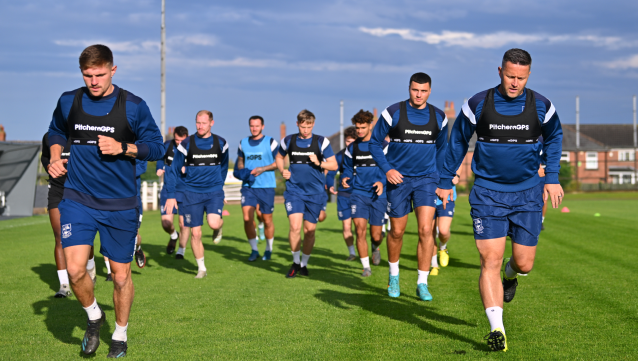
[196,257,206,272]
[505,261,518,279]
[485,307,505,333]
[292,251,301,264]
[105,260,112,274]
[387,221,391,231]
[300,253,311,268]
[439,242,447,251]
[542,216,545,223]
[258,222,264,229]
[57,270,69,286]
[360,257,370,269]
[136,244,142,252]
[248,238,259,251]
[112,322,128,342]
[347,245,356,256]
[83,298,102,321]
[431,255,439,268]
[382,224,386,233]
[265,238,274,252]
[170,231,178,240]
[176,247,185,256]
[389,261,399,276]
[417,269,429,285]
[86,257,95,270]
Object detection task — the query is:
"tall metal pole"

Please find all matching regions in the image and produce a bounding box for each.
[339,100,344,150]
[160,0,166,140]
[575,96,580,150]
[633,95,637,185]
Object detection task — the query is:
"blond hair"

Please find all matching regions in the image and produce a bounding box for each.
[297,109,315,124]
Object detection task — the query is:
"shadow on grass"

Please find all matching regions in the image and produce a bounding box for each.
[32,264,60,292]
[142,244,198,275]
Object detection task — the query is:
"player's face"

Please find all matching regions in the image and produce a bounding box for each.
[354,123,371,139]
[297,121,314,139]
[409,81,431,108]
[249,118,264,137]
[345,137,356,148]
[174,133,187,144]
[196,115,213,137]
[498,61,530,98]
[81,64,117,97]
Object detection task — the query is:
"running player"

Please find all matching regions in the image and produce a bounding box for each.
[47,44,164,357]
[430,172,459,276]
[41,134,96,297]
[327,126,357,261]
[157,126,189,254]
[436,48,563,351]
[234,115,278,261]
[341,110,388,277]
[164,110,229,279]
[276,110,338,278]
[369,72,448,301]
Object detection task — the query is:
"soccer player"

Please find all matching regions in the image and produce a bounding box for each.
[341,110,388,277]
[430,173,459,276]
[156,126,189,254]
[41,134,96,297]
[276,110,338,278]
[327,126,357,261]
[369,72,448,301]
[436,48,564,351]
[47,44,164,357]
[234,115,278,261]
[164,110,229,279]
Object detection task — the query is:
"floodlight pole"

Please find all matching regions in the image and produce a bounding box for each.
[633,95,637,185]
[340,100,344,150]
[160,0,166,140]
[575,96,580,189]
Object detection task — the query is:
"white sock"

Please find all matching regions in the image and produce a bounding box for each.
[86,257,95,270]
[505,261,518,279]
[57,270,69,286]
[485,307,505,333]
[417,269,429,285]
[83,298,102,321]
[360,257,370,269]
[170,231,178,240]
[387,221,391,231]
[431,255,439,268]
[112,322,128,342]
[196,257,206,272]
[300,253,311,267]
[105,260,112,274]
[136,243,142,252]
[439,242,448,251]
[389,261,399,276]
[248,238,259,251]
[258,222,264,229]
[347,245,355,256]
[265,238,274,252]
[176,247,185,256]
[292,251,301,264]
[382,224,386,233]
[542,216,545,223]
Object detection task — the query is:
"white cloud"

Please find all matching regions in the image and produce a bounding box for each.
[600,54,638,69]
[359,27,636,49]
[53,34,216,53]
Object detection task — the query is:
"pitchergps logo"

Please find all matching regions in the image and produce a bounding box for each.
[74,124,115,133]
[355,155,373,160]
[291,151,314,156]
[192,154,218,159]
[489,124,529,131]
[405,129,432,135]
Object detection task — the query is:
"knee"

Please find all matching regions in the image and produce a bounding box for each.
[66,264,86,283]
[161,219,172,230]
[111,271,130,288]
[438,229,450,240]
[303,226,316,236]
[481,256,502,271]
[390,228,404,239]
[515,259,534,274]
[418,224,433,237]
[242,214,252,222]
[191,229,202,239]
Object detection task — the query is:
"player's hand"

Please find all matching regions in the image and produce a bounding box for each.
[544,183,564,209]
[386,169,403,185]
[181,166,186,174]
[156,169,165,177]
[538,167,546,177]
[329,186,337,195]
[436,188,454,210]
[282,169,291,180]
[373,181,383,196]
[308,154,320,166]
[48,159,68,178]
[452,174,460,185]
[164,198,177,215]
[97,135,123,155]
[224,199,228,204]
[341,177,350,188]
[251,167,264,177]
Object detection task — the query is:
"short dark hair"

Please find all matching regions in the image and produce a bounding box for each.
[79,44,113,70]
[173,126,188,137]
[409,72,431,86]
[344,126,357,140]
[351,110,374,125]
[502,48,532,68]
[249,115,264,125]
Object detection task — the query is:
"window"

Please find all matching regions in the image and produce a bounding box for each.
[618,150,635,162]
[585,152,598,170]
[560,151,570,162]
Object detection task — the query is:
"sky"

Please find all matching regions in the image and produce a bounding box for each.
[1,0,637,157]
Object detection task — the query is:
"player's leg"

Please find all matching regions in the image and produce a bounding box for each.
[134,212,146,268]
[286,213,304,277]
[49,208,71,297]
[541,197,548,230]
[208,193,225,244]
[108,258,134,356]
[414,205,436,301]
[242,205,260,261]
[317,191,328,222]
[437,215,453,267]
[175,215,190,259]
[476,236,508,351]
[369,224,383,266]
[161,215,179,254]
[343,219,356,260]
[430,218,440,276]
[300,219,317,276]
[256,204,266,241]
[259,189,276,260]
[387,215,407,296]
[502,209,541,303]
[190,226,206,277]
[353,218,371,276]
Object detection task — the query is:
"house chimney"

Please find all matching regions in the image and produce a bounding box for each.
[373,108,378,121]
[0,125,5,141]
[280,122,286,141]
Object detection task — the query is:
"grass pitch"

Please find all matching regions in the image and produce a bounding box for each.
[1,192,637,360]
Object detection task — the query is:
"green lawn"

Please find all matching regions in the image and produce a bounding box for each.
[1,192,637,360]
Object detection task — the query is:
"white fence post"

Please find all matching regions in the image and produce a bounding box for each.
[152,182,158,210]
[141,181,148,211]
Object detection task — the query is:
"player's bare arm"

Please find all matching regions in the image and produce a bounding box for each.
[315,155,338,171]
[98,135,138,157]
[276,153,290,179]
[251,161,277,177]
[48,144,67,178]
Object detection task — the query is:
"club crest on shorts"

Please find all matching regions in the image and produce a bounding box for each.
[473,218,484,234]
[448,210,453,216]
[387,202,391,212]
[338,211,343,218]
[185,214,191,224]
[62,223,72,238]
[241,196,245,204]
[286,202,292,211]
[351,204,357,214]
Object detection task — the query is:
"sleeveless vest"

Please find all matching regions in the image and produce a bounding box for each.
[185,135,223,167]
[475,88,541,144]
[352,141,377,176]
[388,101,439,144]
[287,134,322,169]
[240,136,276,188]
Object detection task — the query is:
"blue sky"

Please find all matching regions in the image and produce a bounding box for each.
[1,0,637,157]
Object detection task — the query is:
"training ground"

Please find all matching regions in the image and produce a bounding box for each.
[1,192,637,360]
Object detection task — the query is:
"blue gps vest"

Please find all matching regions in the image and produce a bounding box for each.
[240,136,276,188]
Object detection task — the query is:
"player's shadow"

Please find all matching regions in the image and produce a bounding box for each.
[32,264,61,292]
[142,244,198,275]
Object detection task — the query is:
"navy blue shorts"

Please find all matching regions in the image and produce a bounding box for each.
[386,173,439,218]
[284,190,323,224]
[470,183,544,246]
[160,188,178,216]
[321,191,328,212]
[434,201,456,219]
[181,190,225,228]
[350,194,387,226]
[175,191,186,217]
[58,199,138,263]
[241,187,275,214]
[337,194,352,220]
